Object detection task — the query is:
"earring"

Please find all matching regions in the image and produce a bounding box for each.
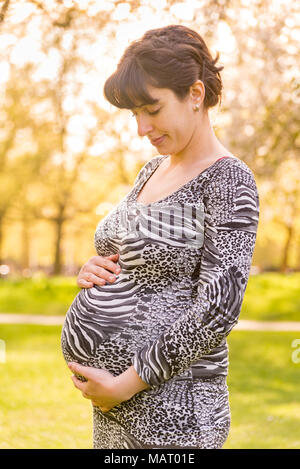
[193,104,200,112]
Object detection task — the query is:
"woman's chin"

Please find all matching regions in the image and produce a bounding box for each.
[156,144,169,155]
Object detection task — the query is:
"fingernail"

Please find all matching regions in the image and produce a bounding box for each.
[109,275,115,281]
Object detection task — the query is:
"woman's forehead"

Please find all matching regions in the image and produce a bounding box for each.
[132,87,174,109]
[146,85,171,99]
[133,98,160,109]
[131,92,161,110]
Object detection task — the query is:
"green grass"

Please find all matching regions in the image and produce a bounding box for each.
[241,273,300,322]
[0,324,92,449]
[0,325,299,449]
[224,330,300,449]
[0,273,300,321]
[0,276,79,316]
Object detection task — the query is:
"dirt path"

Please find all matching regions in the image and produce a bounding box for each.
[0,313,300,331]
[0,313,65,325]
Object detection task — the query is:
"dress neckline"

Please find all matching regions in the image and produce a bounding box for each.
[134,155,236,207]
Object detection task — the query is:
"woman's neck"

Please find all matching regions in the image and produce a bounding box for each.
[169,111,230,170]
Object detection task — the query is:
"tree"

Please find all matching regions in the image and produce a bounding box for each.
[0,0,10,25]
[1,0,299,273]
[0,63,51,265]
[261,157,300,272]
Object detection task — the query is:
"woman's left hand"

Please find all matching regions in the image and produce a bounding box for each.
[68,362,128,412]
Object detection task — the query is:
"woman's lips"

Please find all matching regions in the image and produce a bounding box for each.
[150,135,166,146]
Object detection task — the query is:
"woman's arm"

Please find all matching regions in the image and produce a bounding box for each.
[113,365,150,396]
[68,362,149,412]
[70,161,259,407]
[131,161,260,387]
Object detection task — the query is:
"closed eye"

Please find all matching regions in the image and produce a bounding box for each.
[130,109,160,117]
[148,109,160,116]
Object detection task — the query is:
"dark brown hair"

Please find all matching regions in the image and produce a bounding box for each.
[103,24,224,110]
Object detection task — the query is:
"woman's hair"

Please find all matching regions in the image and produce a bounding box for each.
[104,24,224,111]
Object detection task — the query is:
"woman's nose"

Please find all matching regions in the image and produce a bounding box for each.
[137,116,153,137]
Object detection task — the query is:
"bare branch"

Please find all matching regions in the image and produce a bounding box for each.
[0,0,10,24]
[28,0,46,12]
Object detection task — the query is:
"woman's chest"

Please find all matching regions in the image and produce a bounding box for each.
[136,171,191,205]
[136,164,208,205]
[95,190,206,252]
[94,190,206,283]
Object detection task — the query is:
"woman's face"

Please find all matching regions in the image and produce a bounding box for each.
[131,85,200,156]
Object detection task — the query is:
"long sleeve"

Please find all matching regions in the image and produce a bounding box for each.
[132,162,259,387]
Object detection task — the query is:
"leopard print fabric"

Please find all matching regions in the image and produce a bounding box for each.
[61,155,259,448]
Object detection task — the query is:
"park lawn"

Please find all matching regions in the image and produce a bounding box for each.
[242,272,300,322]
[224,330,300,449]
[0,325,299,449]
[0,276,79,316]
[0,272,300,321]
[0,324,92,449]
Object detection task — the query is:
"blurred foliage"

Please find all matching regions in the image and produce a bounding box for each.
[0,0,299,274]
[0,273,299,321]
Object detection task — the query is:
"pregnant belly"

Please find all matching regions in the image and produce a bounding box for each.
[61,284,139,366]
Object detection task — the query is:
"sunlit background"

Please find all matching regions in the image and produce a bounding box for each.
[0,0,299,276]
[0,0,300,450]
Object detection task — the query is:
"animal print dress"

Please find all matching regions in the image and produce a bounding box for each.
[61,155,259,449]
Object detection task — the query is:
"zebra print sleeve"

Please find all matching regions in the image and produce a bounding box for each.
[133,156,161,186]
[132,163,260,387]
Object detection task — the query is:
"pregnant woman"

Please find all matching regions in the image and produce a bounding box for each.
[61,25,259,449]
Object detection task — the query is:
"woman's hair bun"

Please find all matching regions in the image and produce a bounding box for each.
[104,24,224,110]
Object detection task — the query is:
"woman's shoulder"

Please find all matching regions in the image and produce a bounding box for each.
[202,156,259,230]
[207,155,258,190]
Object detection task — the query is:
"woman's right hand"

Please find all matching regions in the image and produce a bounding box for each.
[77,253,121,288]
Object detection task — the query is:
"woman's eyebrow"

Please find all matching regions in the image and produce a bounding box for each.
[136,98,160,108]
[134,99,160,109]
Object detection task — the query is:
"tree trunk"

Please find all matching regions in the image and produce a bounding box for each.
[0,217,3,265]
[53,217,64,275]
[0,0,10,25]
[296,235,300,271]
[21,215,30,270]
[280,224,294,273]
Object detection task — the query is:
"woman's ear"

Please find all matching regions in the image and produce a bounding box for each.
[189,80,205,108]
